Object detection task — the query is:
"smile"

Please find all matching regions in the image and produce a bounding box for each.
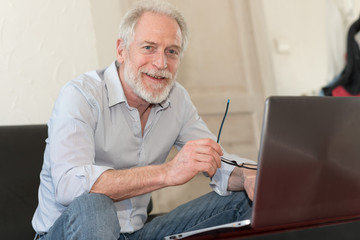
[144,72,167,80]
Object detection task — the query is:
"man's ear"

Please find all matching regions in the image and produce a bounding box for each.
[116,38,126,64]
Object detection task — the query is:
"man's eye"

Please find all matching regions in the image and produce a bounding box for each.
[166,49,179,57]
[144,46,153,50]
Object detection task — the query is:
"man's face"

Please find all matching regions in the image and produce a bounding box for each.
[118,12,182,104]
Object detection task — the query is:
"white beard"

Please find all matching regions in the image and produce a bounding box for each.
[123,60,176,104]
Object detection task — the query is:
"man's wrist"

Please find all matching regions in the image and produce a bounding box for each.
[227,167,245,191]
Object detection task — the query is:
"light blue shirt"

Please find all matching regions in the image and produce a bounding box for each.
[32,61,252,233]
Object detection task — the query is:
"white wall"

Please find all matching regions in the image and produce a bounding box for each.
[89,0,122,69]
[262,0,360,96]
[0,0,99,125]
[2,0,359,125]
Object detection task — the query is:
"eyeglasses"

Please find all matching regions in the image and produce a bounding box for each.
[220,157,258,170]
[217,99,258,170]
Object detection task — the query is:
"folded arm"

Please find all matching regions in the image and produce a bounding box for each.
[227,167,257,201]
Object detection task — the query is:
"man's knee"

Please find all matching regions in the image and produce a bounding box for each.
[43,193,120,240]
[68,193,117,220]
[71,193,114,210]
[66,193,120,237]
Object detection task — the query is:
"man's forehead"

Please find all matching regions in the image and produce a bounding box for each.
[133,12,182,46]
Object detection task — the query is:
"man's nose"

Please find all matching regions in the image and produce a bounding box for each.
[152,51,167,69]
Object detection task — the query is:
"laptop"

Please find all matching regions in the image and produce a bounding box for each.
[164,96,360,239]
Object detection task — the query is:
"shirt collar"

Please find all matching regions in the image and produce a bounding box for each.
[104,61,172,110]
[104,61,127,107]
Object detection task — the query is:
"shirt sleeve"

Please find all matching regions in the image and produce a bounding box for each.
[173,85,254,196]
[48,81,113,206]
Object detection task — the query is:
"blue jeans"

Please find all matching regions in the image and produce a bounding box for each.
[39,191,252,240]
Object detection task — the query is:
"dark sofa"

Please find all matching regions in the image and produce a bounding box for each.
[0,125,47,239]
[0,124,158,239]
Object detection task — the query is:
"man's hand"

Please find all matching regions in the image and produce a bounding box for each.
[228,166,257,201]
[164,138,222,186]
[242,168,256,200]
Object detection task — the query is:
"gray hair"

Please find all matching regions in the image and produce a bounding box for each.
[118,0,189,56]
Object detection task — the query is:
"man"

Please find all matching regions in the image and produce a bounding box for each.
[32,1,257,239]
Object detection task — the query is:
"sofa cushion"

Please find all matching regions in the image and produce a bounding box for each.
[0,125,47,239]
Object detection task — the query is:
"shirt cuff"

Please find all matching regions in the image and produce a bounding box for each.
[55,165,113,206]
[75,165,114,192]
[209,153,256,196]
[210,162,235,196]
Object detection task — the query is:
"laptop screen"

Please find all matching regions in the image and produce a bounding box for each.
[252,96,360,229]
